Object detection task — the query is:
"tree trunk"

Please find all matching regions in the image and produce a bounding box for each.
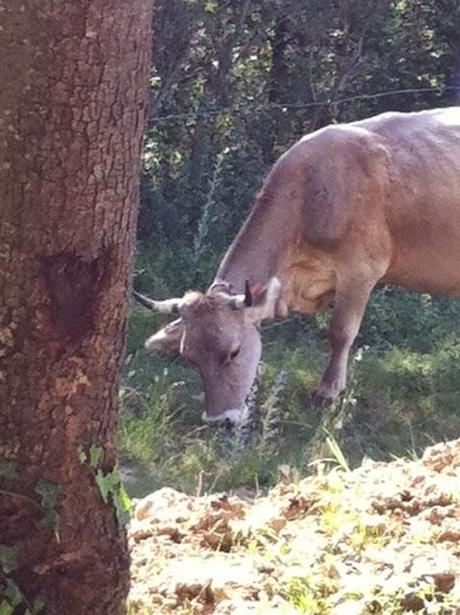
[0,1,152,613]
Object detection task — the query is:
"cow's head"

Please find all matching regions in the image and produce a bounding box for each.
[134,278,281,426]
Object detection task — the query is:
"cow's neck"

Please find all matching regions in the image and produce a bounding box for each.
[213,191,296,294]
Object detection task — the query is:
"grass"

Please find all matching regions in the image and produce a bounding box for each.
[119,288,460,498]
[284,574,460,614]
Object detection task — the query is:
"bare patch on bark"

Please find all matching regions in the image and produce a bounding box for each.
[42,249,111,341]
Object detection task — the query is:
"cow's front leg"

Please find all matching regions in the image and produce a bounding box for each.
[313,278,375,406]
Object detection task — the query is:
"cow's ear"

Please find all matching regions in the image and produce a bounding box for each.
[245,277,281,324]
[145,318,184,354]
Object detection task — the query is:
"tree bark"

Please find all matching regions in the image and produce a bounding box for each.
[0,1,152,613]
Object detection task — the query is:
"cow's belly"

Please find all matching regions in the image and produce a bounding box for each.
[383,229,460,297]
[382,133,460,297]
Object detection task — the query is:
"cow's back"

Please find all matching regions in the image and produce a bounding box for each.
[356,108,460,294]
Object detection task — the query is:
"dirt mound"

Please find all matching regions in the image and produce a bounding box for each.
[128,440,460,614]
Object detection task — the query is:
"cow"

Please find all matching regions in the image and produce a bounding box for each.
[134,107,460,426]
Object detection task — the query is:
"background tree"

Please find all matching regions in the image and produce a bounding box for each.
[0,1,152,613]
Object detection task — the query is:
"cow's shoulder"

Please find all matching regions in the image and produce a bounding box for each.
[266,124,391,248]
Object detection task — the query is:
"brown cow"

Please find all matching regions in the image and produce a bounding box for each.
[135,107,460,425]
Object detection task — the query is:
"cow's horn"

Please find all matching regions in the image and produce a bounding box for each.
[133,290,181,314]
[244,280,253,307]
[230,283,252,310]
[230,280,254,309]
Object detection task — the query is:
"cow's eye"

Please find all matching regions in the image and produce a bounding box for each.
[229,346,240,360]
[220,346,241,365]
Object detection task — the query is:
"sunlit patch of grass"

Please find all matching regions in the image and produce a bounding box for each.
[285,575,334,614]
[362,579,460,615]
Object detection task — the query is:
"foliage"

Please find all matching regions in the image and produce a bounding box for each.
[0,548,17,576]
[0,553,44,615]
[0,477,58,613]
[34,480,60,539]
[0,579,44,615]
[0,460,16,482]
[79,446,134,524]
[94,469,133,524]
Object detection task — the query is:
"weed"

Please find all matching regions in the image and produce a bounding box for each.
[286,576,331,614]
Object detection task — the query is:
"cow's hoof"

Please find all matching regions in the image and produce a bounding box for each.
[311,389,340,408]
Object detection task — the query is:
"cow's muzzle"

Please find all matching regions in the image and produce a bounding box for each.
[201,373,259,427]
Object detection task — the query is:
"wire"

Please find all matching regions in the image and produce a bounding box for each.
[149,85,457,124]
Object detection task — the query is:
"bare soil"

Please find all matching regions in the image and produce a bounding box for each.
[128,440,460,614]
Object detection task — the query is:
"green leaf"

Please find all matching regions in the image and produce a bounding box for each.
[204,0,217,12]
[0,600,14,615]
[94,469,120,504]
[94,468,132,524]
[35,479,59,511]
[117,482,133,513]
[326,436,350,472]
[35,479,60,536]
[113,482,134,524]
[0,546,18,574]
[0,459,16,481]
[89,445,103,470]
[32,595,46,614]
[3,579,23,608]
